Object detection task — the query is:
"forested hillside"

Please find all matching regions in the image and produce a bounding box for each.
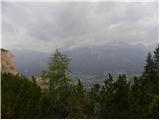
[1,46,159,119]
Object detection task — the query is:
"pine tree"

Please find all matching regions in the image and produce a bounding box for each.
[129,47,159,118]
[153,46,159,74]
[99,73,115,118]
[153,46,159,94]
[41,49,73,118]
[42,49,72,89]
[90,83,101,102]
[69,79,87,118]
[142,52,156,94]
[129,76,151,118]
[76,79,86,98]
[143,52,154,77]
[113,74,130,118]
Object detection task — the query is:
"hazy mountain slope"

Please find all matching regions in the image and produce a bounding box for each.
[11,44,148,77]
[65,44,148,75]
[11,50,49,76]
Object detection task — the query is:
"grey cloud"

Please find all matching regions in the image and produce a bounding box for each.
[2,20,15,33]
[2,2,158,52]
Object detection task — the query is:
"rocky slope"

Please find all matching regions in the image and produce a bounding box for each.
[1,48,46,89]
[1,49,18,75]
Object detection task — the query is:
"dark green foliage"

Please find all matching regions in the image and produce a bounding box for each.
[129,76,152,118]
[149,95,159,118]
[69,80,95,118]
[153,46,159,74]
[1,47,159,118]
[143,52,154,77]
[153,46,159,94]
[142,47,159,94]
[113,74,130,118]
[142,52,155,94]
[90,83,101,103]
[98,74,130,118]
[129,46,159,118]
[98,73,115,118]
[1,73,41,119]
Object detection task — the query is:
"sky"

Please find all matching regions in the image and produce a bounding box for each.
[1,1,159,53]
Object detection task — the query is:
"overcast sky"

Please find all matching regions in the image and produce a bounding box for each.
[2,1,158,53]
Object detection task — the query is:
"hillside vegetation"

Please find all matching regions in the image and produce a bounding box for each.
[1,46,159,119]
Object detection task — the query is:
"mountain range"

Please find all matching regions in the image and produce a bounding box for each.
[11,44,148,79]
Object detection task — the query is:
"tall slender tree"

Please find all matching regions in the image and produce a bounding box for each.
[143,52,154,77]
[153,46,159,94]
[113,74,130,118]
[99,73,115,118]
[42,49,71,89]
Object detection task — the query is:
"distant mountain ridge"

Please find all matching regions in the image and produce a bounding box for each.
[11,44,148,77]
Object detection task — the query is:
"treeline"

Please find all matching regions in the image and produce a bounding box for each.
[1,46,159,119]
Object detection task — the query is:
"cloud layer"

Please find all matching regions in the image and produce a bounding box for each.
[2,2,158,52]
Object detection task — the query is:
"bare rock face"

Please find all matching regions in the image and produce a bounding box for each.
[1,49,18,75]
[1,48,47,89]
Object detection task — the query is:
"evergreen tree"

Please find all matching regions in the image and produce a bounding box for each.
[90,83,101,102]
[153,46,159,94]
[113,74,130,118]
[42,49,72,89]
[129,47,159,118]
[143,52,154,77]
[99,73,115,118]
[142,52,156,94]
[41,49,73,118]
[90,83,101,118]
[129,76,151,118]
[153,46,159,74]
[69,79,87,118]
[75,79,86,98]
